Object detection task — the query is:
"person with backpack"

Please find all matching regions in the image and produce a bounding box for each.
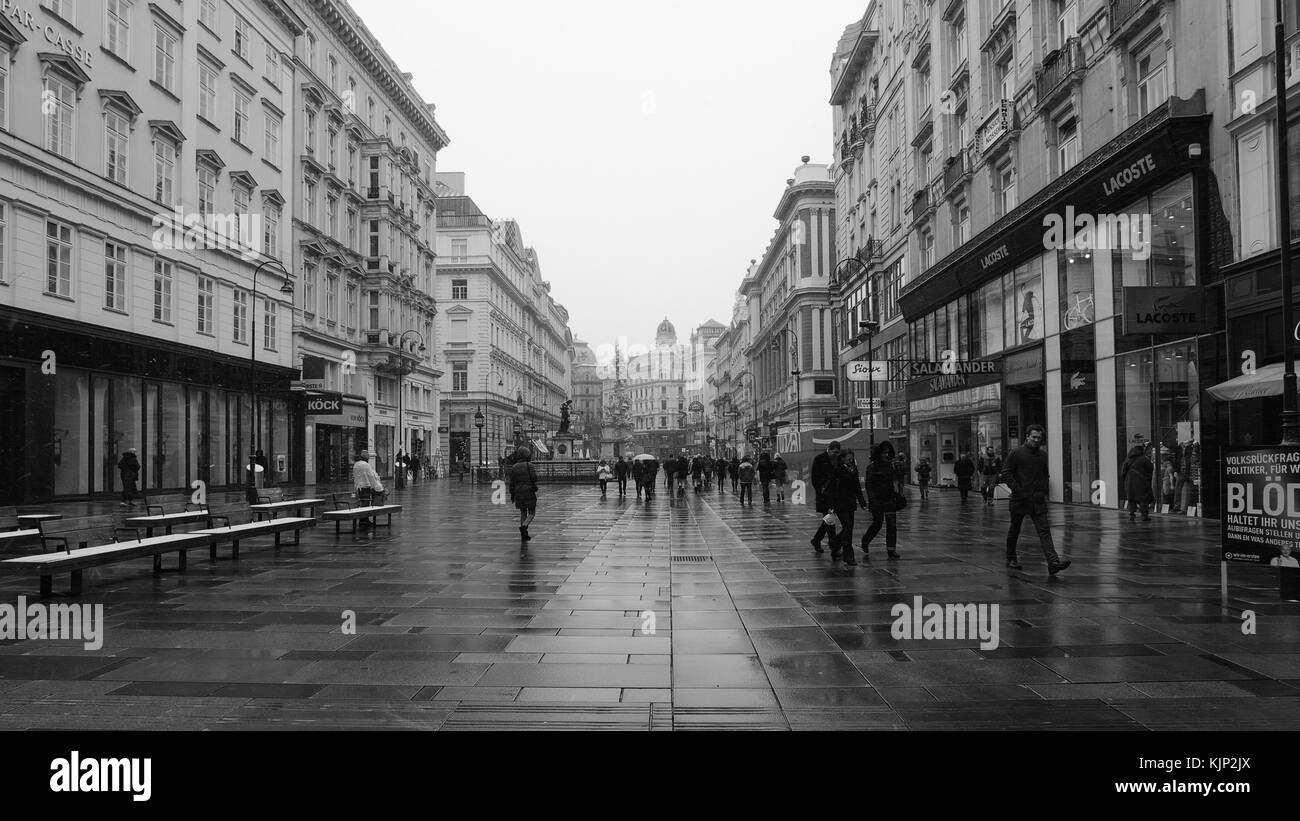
[861,441,902,560]
[1120,443,1155,521]
[737,456,756,505]
[508,447,540,543]
[954,451,976,504]
[979,447,1002,506]
[915,457,932,500]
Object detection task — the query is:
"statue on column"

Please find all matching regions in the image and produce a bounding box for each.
[558,399,572,434]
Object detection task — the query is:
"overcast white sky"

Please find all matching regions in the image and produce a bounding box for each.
[351,0,866,355]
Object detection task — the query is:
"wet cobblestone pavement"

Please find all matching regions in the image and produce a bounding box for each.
[1,479,1297,730]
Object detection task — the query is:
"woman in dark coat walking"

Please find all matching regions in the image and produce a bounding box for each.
[861,441,902,559]
[117,447,141,507]
[508,447,540,542]
[1120,444,1155,521]
[825,449,868,565]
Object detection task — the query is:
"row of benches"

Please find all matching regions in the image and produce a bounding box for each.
[0,491,403,597]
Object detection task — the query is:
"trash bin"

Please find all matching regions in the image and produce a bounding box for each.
[1281,567,1300,602]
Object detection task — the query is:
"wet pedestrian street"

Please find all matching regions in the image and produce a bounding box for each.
[1,480,1297,730]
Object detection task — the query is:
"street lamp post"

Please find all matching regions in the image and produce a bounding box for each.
[247,258,294,504]
[474,406,485,479]
[770,327,801,437]
[393,330,426,488]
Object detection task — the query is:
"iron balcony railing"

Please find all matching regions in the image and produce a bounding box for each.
[1036,37,1085,104]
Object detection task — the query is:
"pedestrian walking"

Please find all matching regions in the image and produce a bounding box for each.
[508,447,540,543]
[716,457,727,491]
[915,457,932,500]
[703,455,715,489]
[954,451,976,503]
[691,454,704,493]
[737,456,756,505]
[893,453,908,495]
[1001,424,1070,574]
[614,456,630,497]
[1120,444,1155,521]
[825,449,868,565]
[597,459,613,498]
[632,457,645,499]
[729,456,739,492]
[394,449,407,490]
[643,457,658,500]
[809,440,842,551]
[773,454,788,502]
[117,447,140,508]
[979,447,1002,506]
[860,441,902,560]
[757,452,774,504]
[676,454,690,496]
[352,450,385,531]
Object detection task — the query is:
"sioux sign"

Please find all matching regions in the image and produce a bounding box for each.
[845,360,888,382]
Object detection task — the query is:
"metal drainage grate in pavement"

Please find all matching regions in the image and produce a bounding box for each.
[670,555,713,562]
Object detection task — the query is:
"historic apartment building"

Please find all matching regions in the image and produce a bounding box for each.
[0,0,304,502]
[832,0,1247,516]
[288,0,448,484]
[433,172,575,468]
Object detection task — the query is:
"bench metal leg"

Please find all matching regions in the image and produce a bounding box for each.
[335,520,341,536]
[294,528,301,546]
[232,539,240,560]
[179,550,187,572]
[274,531,281,548]
[70,570,82,596]
[210,541,218,562]
[40,575,52,599]
[153,554,163,574]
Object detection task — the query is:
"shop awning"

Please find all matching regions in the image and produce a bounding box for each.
[532,439,550,455]
[1206,361,1300,401]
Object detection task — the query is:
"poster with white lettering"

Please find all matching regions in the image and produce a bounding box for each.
[1221,446,1300,564]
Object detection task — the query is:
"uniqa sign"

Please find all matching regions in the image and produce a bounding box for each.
[2,0,94,69]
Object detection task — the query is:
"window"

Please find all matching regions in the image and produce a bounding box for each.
[199,0,217,29]
[232,289,248,343]
[45,220,73,296]
[43,1,73,23]
[198,61,218,122]
[347,206,358,249]
[265,44,279,83]
[367,97,375,129]
[152,258,172,322]
[325,272,338,322]
[451,279,468,299]
[0,45,8,129]
[303,261,317,316]
[451,238,467,261]
[198,165,215,218]
[234,15,250,62]
[346,283,358,329]
[234,90,250,145]
[368,219,379,257]
[264,113,280,160]
[263,203,280,255]
[106,0,131,60]
[328,126,338,168]
[197,275,215,334]
[153,24,177,92]
[328,55,338,91]
[327,194,338,237]
[304,178,317,225]
[105,109,129,185]
[1135,39,1167,117]
[368,290,379,328]
[993,54,1013,102]
[814,379,834,395]
[44,76,74,158]
[263,299,277,350]
[305,32,316,72]
[954,198,971,245]
[384,115,391,138]
[995,157,1016,218]
[304,106,316,154]
[660,417,667,428]
[920,225,935,270]
[0,202,6,282]
[452,362,468,392]
[104,242,127,311]
[348,143,358,182]
[231,184,250,228]
[153,135,176,205]
[1057,0,1078,48]
[1057,116,1080,174]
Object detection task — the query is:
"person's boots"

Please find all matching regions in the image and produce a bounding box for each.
[842,544,857,565]
[520,525,531,542]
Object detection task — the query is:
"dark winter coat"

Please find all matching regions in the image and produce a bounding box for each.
[730,458,740,477]
[863,460,898,513]
[676,457,689,478]
[1121,448,1155,504]
[508,460,539,508]
[737,461,756,483]
[915,462,932,484]
[757,457,774,483]
[773,457,788,483]
[825,462,867,515]
[117,452,140,481]
[614,460,630,478]
[1001,444,1051,514]
[811,451,836,494]
[954,457,976,489]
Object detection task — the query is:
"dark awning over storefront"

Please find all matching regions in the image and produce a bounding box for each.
[898,92,1212,322]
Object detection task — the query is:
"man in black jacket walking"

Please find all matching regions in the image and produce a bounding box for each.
[1000,424,1070,574]
[614,456,630,497]
[809,441,841,551]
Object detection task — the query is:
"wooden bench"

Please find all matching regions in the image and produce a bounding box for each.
[248,497,325,521]
[0,505,62,530]
[0,528,45,552]
[0,531,215,597]
[124,496,217,536]
[320,493,402,534]
[193,517,315,560]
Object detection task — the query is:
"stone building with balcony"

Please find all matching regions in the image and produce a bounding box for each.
[289,0,448,484]
[434,173,575,468]
[834,0,1240,513]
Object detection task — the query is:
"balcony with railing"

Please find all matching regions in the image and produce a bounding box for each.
[1288,30,1300,90]
[942,148,971,194]
[910,186,933,224]
[1036,37,1085,108]
[977,99,1018,155]
[1109,0,1161,42]
[913,102,934,147]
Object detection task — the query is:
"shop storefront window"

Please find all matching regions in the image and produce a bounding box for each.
[269,397,291,485]
[51,370,89,496]
[1060,326,1097,504]
[970,277,1003,358]
[231,392,253,485]
[375,425,392,476]
[1006,261,1043,347]
[152,381,185,489]
[1115,339,1201,515]
[1060,250,1095,331]
[1150,177,1195,287]
[933,308,949,358]
[911,313,932,362]
[95,374,142,493]
[208,390,228,486]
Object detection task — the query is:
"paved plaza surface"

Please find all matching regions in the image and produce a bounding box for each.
[1,478,1298,731]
